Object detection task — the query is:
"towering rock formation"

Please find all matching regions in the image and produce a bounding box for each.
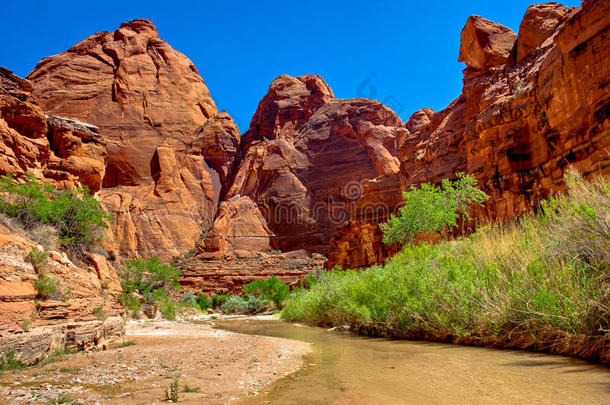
[328,0,610,268]
[225,74,406,253]
[27,19,240,261]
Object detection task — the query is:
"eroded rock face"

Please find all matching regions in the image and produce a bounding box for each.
[181,251,326,295]
[0,224,123,336]
[0,67,107,192]
[199,196,273,259]
[329,0,610,269]
[0,222,124,363]
[226,74,406,252]
[45,116,107,192]
[516,2,571,62]
[27,19,240,261]
[458,16,517,71]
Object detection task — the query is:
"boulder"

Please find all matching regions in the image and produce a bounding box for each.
[516,2,571,62]
[458,15,516,70]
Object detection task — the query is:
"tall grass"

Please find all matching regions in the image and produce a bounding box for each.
[282,172,609,361]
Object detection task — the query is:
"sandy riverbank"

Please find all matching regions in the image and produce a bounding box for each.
[0,316,310,404]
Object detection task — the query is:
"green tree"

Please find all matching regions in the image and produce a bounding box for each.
[381,173,488,246]
[120,257,181,295]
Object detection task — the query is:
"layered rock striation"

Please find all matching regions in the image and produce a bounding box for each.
[0,67,107,191]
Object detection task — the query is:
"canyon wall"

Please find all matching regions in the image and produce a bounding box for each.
[0,54,123,364]
[327,0,610,268]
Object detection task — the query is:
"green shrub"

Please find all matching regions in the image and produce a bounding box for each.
[21,319,31,332]
[381,172,488,246]
[118,293,142,316]
[115,341,136,348]
[151,288,177,320]
[282,172,609,357]
[46,394,74,404]
[28,224,58,251]
[182,384,200,393]
[0,352,23,373]
[120,257,181,296]
[25,247,48,275]
[93,306,107,321]
[221,294,268,314]
[34,275,61,300]
[181,291,199,309]
[196,294,212,310]
[242,276,290,308]
[211,293,230,308]
[0,174,111,253]
[165,378,179,402]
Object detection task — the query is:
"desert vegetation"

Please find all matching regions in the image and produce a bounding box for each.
[0,174,111,257]
[282,172,609,361]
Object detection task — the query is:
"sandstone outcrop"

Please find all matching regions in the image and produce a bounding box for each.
[0,222,124,364]
[0,224,123,335]
[0,68,107,191]
[516,2,571,63]
[225,74,406,253]
[458,16,517,71]
[27,19,240,261]
[181,251,326,295]
[328,0,610,269]
[199,196,273,259]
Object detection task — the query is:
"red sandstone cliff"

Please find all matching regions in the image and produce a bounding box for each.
[328,0,610,268]
[27,19,240,261]
[225,74,406,252]
[0,65,123,364]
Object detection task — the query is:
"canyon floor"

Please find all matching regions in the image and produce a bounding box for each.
[0,317,310,404]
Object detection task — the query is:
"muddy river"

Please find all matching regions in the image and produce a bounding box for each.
[216,319,610,405]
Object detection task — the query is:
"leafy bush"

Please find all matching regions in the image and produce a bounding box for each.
[26,247,48,275]
[120,257,181,296]
[21,319,31,332]
[221,294,268,314]
[47,394,75,404]
[151,288,177,320]
[181,291,199,308]
[196,294,212,310]
[0,352,23,373]
[182,383,200,393]
[381,172,488,246]
[28,224,58,251]
[118,293,142,316]
[211,293,230,308]
[282,173,609,359]
[165,378,179,402]
[34,275,62,300]
[0,174,111,253]
[242,276,290,308]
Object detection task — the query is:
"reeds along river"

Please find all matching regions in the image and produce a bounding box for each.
[216,319,610,405]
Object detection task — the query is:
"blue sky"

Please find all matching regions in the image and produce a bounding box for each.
[0,0,579,132]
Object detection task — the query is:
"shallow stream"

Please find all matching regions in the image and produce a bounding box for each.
[216,318,610,405]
